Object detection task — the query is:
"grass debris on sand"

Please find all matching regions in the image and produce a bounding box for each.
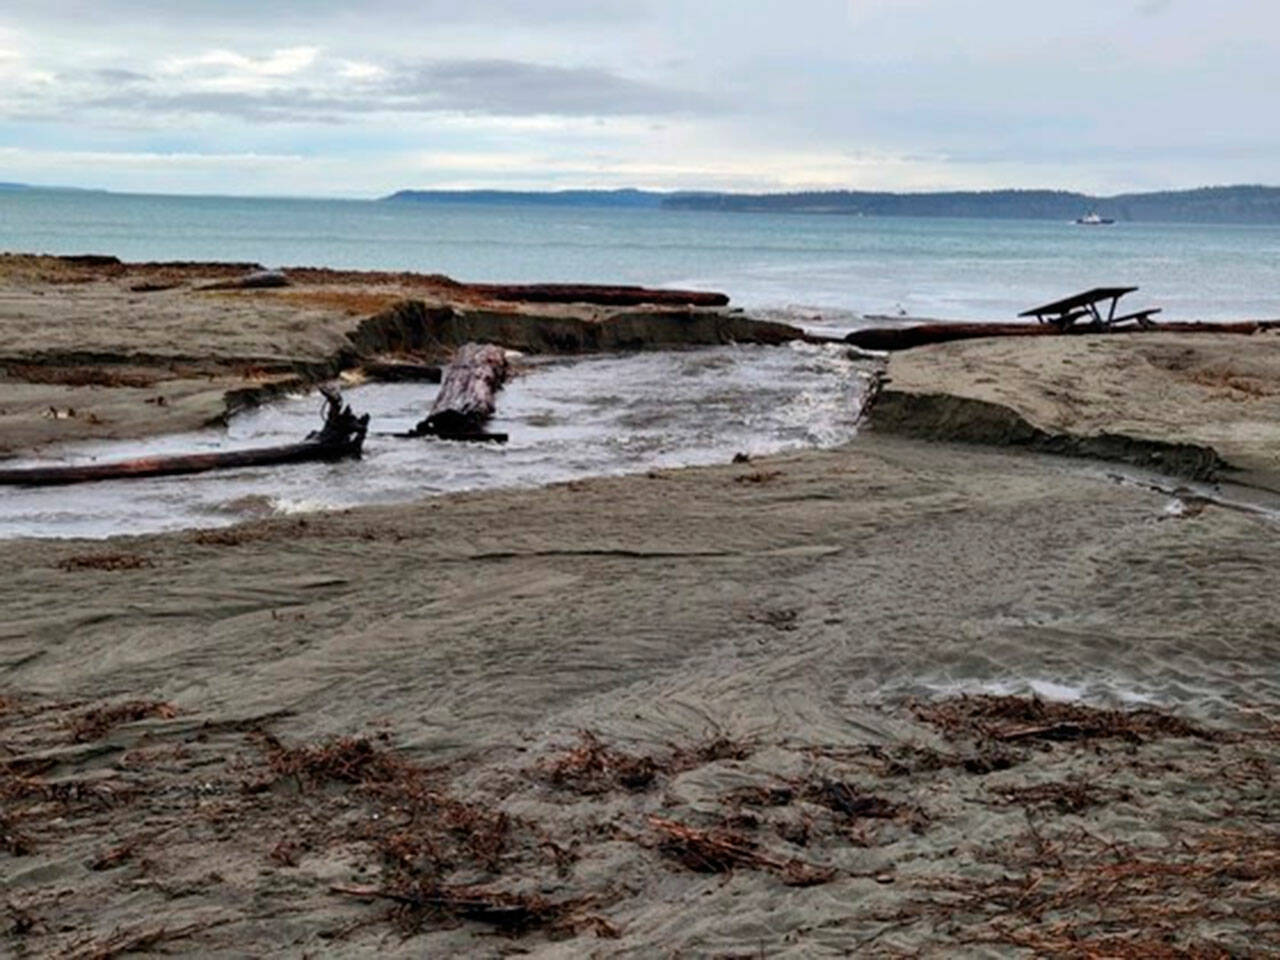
[3,689,1275,954]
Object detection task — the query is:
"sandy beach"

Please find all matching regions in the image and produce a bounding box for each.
[3,259,1279,957]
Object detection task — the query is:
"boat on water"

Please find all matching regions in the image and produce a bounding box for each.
[1075,211,1116,225]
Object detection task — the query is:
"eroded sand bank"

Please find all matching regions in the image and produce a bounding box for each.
[875,332,1280,490]
[2,258,1279,956]
[0,255,806,456]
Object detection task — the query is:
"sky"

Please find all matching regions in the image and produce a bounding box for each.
[0,0,1276,197]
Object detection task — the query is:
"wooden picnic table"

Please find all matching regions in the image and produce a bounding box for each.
[1019,287,1160,331]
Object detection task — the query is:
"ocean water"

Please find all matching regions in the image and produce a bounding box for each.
[3,188,1280,324]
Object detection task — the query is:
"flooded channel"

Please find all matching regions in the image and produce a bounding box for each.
[3,342,877,539]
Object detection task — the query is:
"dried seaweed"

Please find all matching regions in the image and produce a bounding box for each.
[912,694,1217,744]
[258,734,408,786]
[801,779,903,820]
[729,785,796,807]
[89,843,135,872]
[68,701,176,742]
[0,811,34,856]
[988,779,1125,814]
[536,730,754,796]
[331,882,587,936]
[920,825,1280,955]
[648,816,835,886]
[56,553,153,573]
[537,731,657,793]
[62,918,232,960]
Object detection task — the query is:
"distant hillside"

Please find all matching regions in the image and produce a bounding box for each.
[384,184,1280,224]
[661,185,1280,224]
[0,182,31,191]
[383,188,667,208]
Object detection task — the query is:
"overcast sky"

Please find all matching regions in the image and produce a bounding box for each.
[1,1,1275,196]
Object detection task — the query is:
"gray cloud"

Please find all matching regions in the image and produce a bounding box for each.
[93,68,151,83]
[390,60,711,116]
[1,0,643,26]
[73,59,712,123]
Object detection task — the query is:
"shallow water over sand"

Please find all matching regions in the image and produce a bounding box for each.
[3,342,874,539]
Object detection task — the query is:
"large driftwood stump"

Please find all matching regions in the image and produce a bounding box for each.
[409,343,510,441]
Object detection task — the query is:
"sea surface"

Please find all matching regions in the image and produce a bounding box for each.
[4,187,1280,326]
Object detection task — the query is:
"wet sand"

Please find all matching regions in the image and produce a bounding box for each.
[3,259,1279,956]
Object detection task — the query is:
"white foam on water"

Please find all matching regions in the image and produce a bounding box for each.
[269,497,342,516]
[919,676,1158,706]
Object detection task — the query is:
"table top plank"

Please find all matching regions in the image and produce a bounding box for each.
[1018,286,1139,317]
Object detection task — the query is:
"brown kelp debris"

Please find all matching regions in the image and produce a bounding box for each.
[69,701,177,742]
[188,526,274,547]
[1,812,35,856]
[725,775,922,847]
[2,775,127,808]
[267,840,302,867]
[537,731,658,793]
[988,779,1128,814]
[3,699,140,857]
[5,903,40,937]
[56,552,153,572]
[61,919,233,960]
[377,795,512,876]
[801,779,905,820]
[730,777,905,820]
[912,694,1217,744]
[982,930,1237,960]
[648,816,835,886]
[920,825,1280,956]
[747,607,799,631]
[332,882,591,937]
[256,734,410,787]
[251,733,532,922]
[89,842,136,872]
[729,784,796,807]
[536,731,753,795]
[806,740,1021,777]
[678,735,754,766]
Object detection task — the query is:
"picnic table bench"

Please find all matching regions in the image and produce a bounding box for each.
[1019,287,1161,331]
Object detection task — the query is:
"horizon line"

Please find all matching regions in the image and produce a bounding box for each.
[4,181,1280,203]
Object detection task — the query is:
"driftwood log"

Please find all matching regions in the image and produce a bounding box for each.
[0,386,368,487]
[845,319,1280,352]
[407,343,510,442]
[360,361,442,383]
[467,283,729,308]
